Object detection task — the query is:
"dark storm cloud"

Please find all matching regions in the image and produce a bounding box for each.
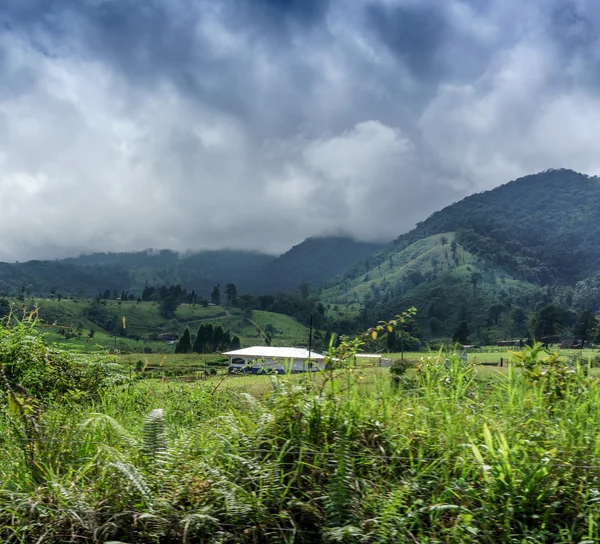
[1,0,600,260]
[366,2,448,78]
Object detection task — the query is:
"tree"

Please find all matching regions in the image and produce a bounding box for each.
[174,326,193,354]
[204,324,214,352]
[243,307,254,323]
[212,324,225,350]
[225,283,237,306]
[488,303,505,325]
[532,304,564,342]
[211,284,221,306]
[453,321,470,344]
[159,297,179,318]
[428,317,441,335]
[193,324,208,354]
[573,309,597,347]
[511,307,526,326]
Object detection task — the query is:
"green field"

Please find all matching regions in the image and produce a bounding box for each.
[12,298,312,353]
[3,321,600,542]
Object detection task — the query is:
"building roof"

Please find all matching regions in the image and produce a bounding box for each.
[355,353,383,359]
[222,346,325,360]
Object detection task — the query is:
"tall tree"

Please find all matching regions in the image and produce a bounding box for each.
[573,309,597,347]
[204,324,214,353]
[488,303,505,325]
[174,326,193,354]
[192,324,207,354]
[159,296,179,318]
[225,283,237,306]
[211,284,221,306]
[453,321,470,344]
[533,304,564,341]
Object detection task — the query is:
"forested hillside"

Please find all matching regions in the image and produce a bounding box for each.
[0,237,381,298]
[245,236,383,294]
[323,169,600,344]
[0,261,131,297]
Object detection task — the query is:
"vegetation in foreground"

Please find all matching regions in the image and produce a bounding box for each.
[2,318,600,543]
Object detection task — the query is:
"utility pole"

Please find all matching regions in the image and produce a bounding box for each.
[308,313,313,358]
[308,314,313,371]
[401,326,405,361]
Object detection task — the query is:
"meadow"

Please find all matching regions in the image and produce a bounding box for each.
[16,297,312,353]
[2,320,600,543]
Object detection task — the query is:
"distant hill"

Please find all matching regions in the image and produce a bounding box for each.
[0,236,382,298]
[61,249,276,295]
[246,236,384,294]
[0,261,131,297]
[323,169,600,343]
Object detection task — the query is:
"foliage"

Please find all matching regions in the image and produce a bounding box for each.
[0,320,125,401]
[322,169,600,343]
[452,320,470,344]
[191,323,240,353]
[509,342,586,403]
[174,326,193,354]
[3,317,600,541]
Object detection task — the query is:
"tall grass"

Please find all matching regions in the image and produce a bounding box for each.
[1,324,600,542]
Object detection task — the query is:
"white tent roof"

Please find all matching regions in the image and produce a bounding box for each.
[222,346,325,360]
[355,353,383,359]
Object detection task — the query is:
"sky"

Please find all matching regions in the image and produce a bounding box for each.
[1,0,600,260]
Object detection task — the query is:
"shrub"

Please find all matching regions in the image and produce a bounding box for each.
[0,321,125,401]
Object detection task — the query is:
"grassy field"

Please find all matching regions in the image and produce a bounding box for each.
[12,297,312,353]
[6,312,600,543]
[388,347,600,365]
[4,329,600,542]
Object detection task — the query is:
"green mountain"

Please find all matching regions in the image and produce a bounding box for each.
[323,169,600,344]
[61,249,275,295]
[0,237,383,298]
[246,236,384,294]
[0,261,131,297]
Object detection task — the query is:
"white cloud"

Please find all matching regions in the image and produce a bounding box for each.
[1,0,600,260]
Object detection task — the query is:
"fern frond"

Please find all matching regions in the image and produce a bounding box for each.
[79,413,139,449]
[182,509,219,543]
[142,409,167,464]
[108,460,153,508]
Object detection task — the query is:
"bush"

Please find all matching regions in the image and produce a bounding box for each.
[0,321,126,401]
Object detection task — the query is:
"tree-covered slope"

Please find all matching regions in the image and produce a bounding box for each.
[247,236,384,294]
[62,249,276,295]
[0,236,382,299]
[323,170,599,342]
[0,261,131,297]
[391,169,600,285]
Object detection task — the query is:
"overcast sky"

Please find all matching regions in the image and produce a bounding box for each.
[1,0,600,260]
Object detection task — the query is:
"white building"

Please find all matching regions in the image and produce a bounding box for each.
[222,346,326,374]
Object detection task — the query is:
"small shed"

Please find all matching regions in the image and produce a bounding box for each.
[223,346,326,374]
[560,339,584,349]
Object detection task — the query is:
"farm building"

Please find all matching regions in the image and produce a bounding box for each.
[497,340,522,347]
[223,346,326,374]
[560,339,584,349]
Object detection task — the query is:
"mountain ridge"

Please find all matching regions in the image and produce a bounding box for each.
[322,169,600,343]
